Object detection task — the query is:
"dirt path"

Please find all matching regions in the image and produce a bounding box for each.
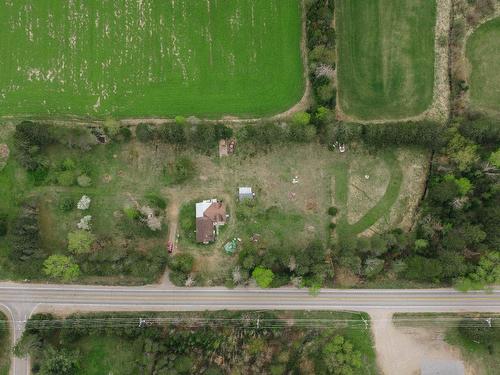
[167,200,179,245]
[370,311,474,375]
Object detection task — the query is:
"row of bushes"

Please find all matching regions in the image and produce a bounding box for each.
[306,0,337,107]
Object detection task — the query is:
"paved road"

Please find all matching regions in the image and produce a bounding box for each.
[1,283,499,375]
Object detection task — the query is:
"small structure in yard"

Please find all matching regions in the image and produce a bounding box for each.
[219,138,236,157]
[195,199,227,244]
[238,187,255,201]
[420,359,464,375]
[224,238,238,254]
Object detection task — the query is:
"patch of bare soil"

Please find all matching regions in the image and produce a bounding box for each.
[370,311,477,375]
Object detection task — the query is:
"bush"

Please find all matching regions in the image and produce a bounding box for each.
[328,206,338,216]
[145,193,167,210]
[56,171,75,186]
[77,175,92,187]
[123,207,141,220]
[67,230,96,254]
[136,123,155,142]
[252,266,274,288]
[43,255,80,282]
[59,198,75,212]
[405,256,443,282]
[0,213,8,237]
[164,157,196,185]
[329,222,336,230]
[169,253,194,274]
[160,123,187,144]
[459,318,498,345]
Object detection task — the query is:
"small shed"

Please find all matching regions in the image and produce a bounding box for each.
[420,360,465,375]
[238,187,254,201]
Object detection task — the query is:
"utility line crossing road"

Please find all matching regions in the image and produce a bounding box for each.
[0,283,499,375]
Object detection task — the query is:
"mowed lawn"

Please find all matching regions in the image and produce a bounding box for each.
[467,17,500,113]
[336,0,437,120]
[0,0,304,118]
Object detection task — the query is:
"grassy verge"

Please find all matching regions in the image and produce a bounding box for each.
[0,312,10,375]
[18,310,378,375]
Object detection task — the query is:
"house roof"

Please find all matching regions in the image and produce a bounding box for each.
[196,217,215,243]
[204,201,226,223]
[195,199,217,218]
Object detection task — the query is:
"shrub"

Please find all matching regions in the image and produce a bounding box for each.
[405,256,443,282]
[459,318,498,345]
[175,115,186,125]
[329,222,336,230]
[67,230,96,254]
[123,207,141,220]
[43,255,80,282]
[145,193,167,210]
[59,198,75,212]
[328,206,338,216]
[169,253,194,274]
[77,175,92,187]
[165,157,196,185]
[252,266,274,288]
[56,171,75,186]
[174,355,193,374]
[0,213,8,236]
[136,123,155,142]
[160,123,187,144]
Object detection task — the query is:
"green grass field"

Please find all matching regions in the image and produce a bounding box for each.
[467,17,500,114]
[0,0,304,118]
[336,0,437,120]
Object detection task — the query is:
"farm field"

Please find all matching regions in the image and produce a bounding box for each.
[467,17,500,114]
[336,0,437,120]
[0,0,304,118]
[18,310,378,375]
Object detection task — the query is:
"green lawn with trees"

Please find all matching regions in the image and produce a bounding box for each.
[0,0,303,118]
[336,0,437,120]
[467,17,500,114]
[15,311,378,375]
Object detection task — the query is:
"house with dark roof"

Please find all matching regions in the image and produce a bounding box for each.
[195,199,227,244]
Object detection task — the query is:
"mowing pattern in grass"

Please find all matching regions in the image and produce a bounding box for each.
[336,0,437,120]
[0,0,303,118]
[335,151,403,240]
[467,17,500,113]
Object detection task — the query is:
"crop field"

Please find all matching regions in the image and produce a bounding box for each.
[467,17,500,114]
[336,0,437,120]
[0,0,304,118]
